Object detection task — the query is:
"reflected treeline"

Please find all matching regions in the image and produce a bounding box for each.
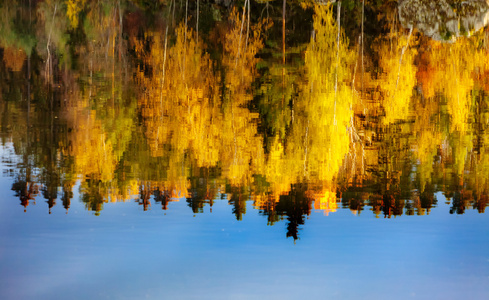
[1,1,489,239]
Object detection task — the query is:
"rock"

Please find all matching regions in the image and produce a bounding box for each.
[398,0,489,41]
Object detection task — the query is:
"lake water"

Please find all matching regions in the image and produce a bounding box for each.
[0,1,488,299]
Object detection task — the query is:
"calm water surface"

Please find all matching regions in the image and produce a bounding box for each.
[1,0,489,299]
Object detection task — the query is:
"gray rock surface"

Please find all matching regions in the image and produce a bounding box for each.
[398,0,489,41]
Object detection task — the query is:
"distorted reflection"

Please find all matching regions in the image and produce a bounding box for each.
[1,0,489,240]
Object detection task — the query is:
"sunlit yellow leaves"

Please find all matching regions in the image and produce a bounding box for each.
[135,18,266,190]
[249,3,357,205]
[223,8,268,92]
[137,24,217,161]
[377,34,417,124]
[219,107,264,186]
[451,132,473,176]
[439,42,473,133]
[69,109,117,182]
[264,137,295,199]
[297,3,357,183]
[215,9,268,187]
[66,0,86,28]
[418,38,489,133]
[250,3,357,201]
[415,130,441,191]
[412,99,441,162]
[302,91,352,182]
[411,97,442,191]
[306,4,356,87]
[310,188,337,216]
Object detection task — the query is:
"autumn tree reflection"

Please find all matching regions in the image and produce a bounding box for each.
[1,1,489,236]
[12,179,39,212]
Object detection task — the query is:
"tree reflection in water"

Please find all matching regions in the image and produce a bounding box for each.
[1,0,489,240]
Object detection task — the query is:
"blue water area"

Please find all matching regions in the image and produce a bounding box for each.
[0,171,487,299]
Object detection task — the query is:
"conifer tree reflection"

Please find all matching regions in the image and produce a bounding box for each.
[138,182,152,211]
[340,189,366,215]
[153,188,172,210]
[186,169,218,214]
[80,179,105,215]
[474,194,488,213]
[62,182,74,213]
[11,177,39,212]
[226,186,249,221]
[274,184,312,241]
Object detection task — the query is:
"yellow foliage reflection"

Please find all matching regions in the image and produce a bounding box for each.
[298,3,356,183]
[309,187,338,216]
[5,1,489,220]
[135,15,267,192]
[377,32,417,124]
[137,24,219,164]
